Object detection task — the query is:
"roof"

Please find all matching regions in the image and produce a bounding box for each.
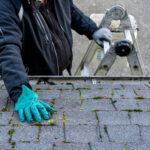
[0,79,150,150]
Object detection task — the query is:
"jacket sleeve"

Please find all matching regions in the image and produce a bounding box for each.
[0,0,31,102]
[71,2,98,39]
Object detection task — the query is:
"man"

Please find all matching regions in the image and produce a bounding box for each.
[0,0,112,123]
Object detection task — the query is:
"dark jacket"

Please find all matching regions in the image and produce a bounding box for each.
[0,0,98,102]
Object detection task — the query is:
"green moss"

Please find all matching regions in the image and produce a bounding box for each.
[110,91,115,96]
[8,128,15,135]
[123,142,127,150]
[122,109,143,112]
[53,144,56,147]
[105,97,112,99]
[112,100,117,104]
[113,88,121,90]
[99,134,103,141]
[120,84,125,89]
[11,142,16,148]
[8,138,12,143]
[51,99,55,108]
[92,110,100,125]
[72,84,75,90]
[20,140,30,143]
[111,100,117,110]
[48,118,57,126]
[104,125,108,135]
[9,114,14,124]
[95,112,100,125]
[11,142,16,146]
[0,105,9,112]
[58,113,69,124]
[128,111,131,119]
[93,96,104,99]
[31,122,45,126]
[79,91,84,111]
[12,124,23,127]
[33,88,42,92]
[62,141,70,143]
[76,87,91,90]
[80,98,84,112]
[46,88,52,90]
[37,127,41,142]
[92,109,100,113]
[37,137,40,142]
[134,96,144,99]
[8,128,15,143]
[95,112,99,122]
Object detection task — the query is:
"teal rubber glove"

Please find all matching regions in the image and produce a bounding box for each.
[15,85,55,123]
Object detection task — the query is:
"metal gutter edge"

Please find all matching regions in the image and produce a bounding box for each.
[28,76,150,81]
[1,76,150,81]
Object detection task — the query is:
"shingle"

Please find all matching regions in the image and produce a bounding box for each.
[135,90,150,98]
[64,110,96,125]
[130,112,150,125]
[97,111,130,125]
[53,143,90,150]
[82,99,114,111]
[141,126,150,143]
[15,143,53,150]
[0,126,11,143]
[12,126,39,142]
[91,142,124,150]
[55,99,81,112]
[0,143,12,150]
[40,126,64,143]
[80,89,112,99]
[65,125,98,143]
[114,98,139,110]
[37,90,60,100]
[0,112,13,125]
[60,90,80,100]
[113,90,136,99]
[107,125,140,142]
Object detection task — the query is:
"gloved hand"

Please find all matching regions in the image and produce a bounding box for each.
[92,28,112,47]
[15,85,55,123]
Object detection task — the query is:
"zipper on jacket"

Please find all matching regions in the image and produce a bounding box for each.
[33,10,59,75]
[0,28,4,37]
[34,11,49,42]
[46,1,65,34]
[52,42,60,75]
[46,4,72,73]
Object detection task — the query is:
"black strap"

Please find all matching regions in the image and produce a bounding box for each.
[67,63,72,76]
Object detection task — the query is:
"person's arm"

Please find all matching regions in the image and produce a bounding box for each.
[0,0,30,102]
[70,1,112,46]
[0,1,55,123]
[71,3,98,40]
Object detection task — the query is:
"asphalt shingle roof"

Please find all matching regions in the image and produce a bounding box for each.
[0,79,150,150]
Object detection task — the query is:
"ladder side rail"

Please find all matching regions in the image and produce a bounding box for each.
[121,13,144,75]
[75,10,113,76]
[75,41,99,75]
[94,47,116,75]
